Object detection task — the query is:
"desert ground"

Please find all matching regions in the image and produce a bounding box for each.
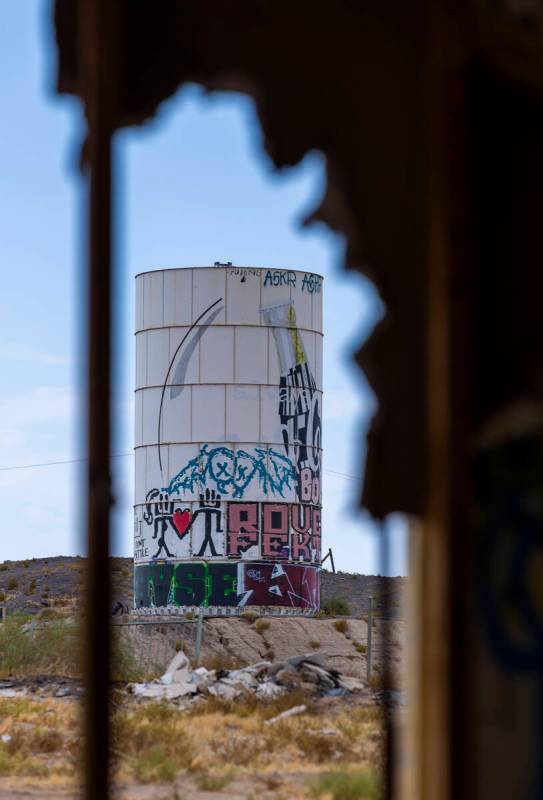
[0,558,405,799]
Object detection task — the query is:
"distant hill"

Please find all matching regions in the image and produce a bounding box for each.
[0,556,405,617]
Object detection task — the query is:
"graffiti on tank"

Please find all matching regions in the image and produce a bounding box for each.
[263,269,297,288]
[291,505,321,561]
[157,298,224,474]
[225,501,321,562]
[134,561,320,610]
[165,444,297,500]
[189,489,224,557]
[136,490,226,561]
[237,562,320,610]
[135,271,323,613]
[134,511,149,561]
[136,499,321,563]
[261,301,322,503]
[227,502,260,558]
[142,489,192,559]
[168,561,238,607]
[227,267,261,281]
[301,273,323,294]
[135,562,236,608]
[261,503,290,559]
[262,270,322,294]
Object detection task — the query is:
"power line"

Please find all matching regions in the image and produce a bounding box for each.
[0,453,132,472]
[0,452,361,481]
[323,467,361,481]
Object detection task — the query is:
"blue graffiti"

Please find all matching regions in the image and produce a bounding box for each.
[164,444,298,499]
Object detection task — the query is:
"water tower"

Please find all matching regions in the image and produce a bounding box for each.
[133,265,323,613]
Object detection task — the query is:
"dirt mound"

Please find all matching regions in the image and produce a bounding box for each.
[116,615,405,685]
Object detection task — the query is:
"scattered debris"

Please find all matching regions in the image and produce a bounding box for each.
[0,676,83,699]
[265,704,307,725]
[128,650,366,703]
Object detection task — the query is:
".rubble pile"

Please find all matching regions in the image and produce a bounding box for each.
[128,650,366,702]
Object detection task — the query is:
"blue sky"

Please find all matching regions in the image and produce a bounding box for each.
[0,3,407,575]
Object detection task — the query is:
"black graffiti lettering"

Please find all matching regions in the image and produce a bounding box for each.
[301,273,322,294]
[263,269,297,288]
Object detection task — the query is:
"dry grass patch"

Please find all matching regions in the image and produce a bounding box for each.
[0,685,384,791]
[0,696,80,781]
[188,687,317,721]
[111,701,194,782]
[0,615,143,682]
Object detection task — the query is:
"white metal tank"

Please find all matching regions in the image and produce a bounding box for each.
[134,265,323,613]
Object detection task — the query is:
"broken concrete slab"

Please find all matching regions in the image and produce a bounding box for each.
[337,675,366,692]
[128,645,369,705]
[287,652,326,669]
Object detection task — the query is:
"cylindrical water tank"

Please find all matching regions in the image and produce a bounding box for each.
[133,265,323,613]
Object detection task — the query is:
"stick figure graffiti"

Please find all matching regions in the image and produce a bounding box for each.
[188,489,224,557]
[143,489,191,559]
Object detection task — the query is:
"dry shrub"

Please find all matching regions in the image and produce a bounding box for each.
[368,670,401,691]
[333,619,349,634]
[310,768,381,799]
[111,629,146,682]
[322,596,351,616]
[0,616,81,677]
[199,652,242,671]
[353,641,366,653]
[128,701,179,726]
[258,688,316,720]
[190,692,260,718]
[0,749,9,776]
[196,772,232,790]
[263,718,351,764]
[211,736,258,766]
[37,607,61,621]
[7,727,64,756]
[112,705,194,782]
[298,729,346,763]
[254,618,271,633]
[188,686,316,721]
[133,746,177,783]
[240,610,259,623]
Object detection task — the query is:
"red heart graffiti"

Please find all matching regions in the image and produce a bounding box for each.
[172,509,191,538]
